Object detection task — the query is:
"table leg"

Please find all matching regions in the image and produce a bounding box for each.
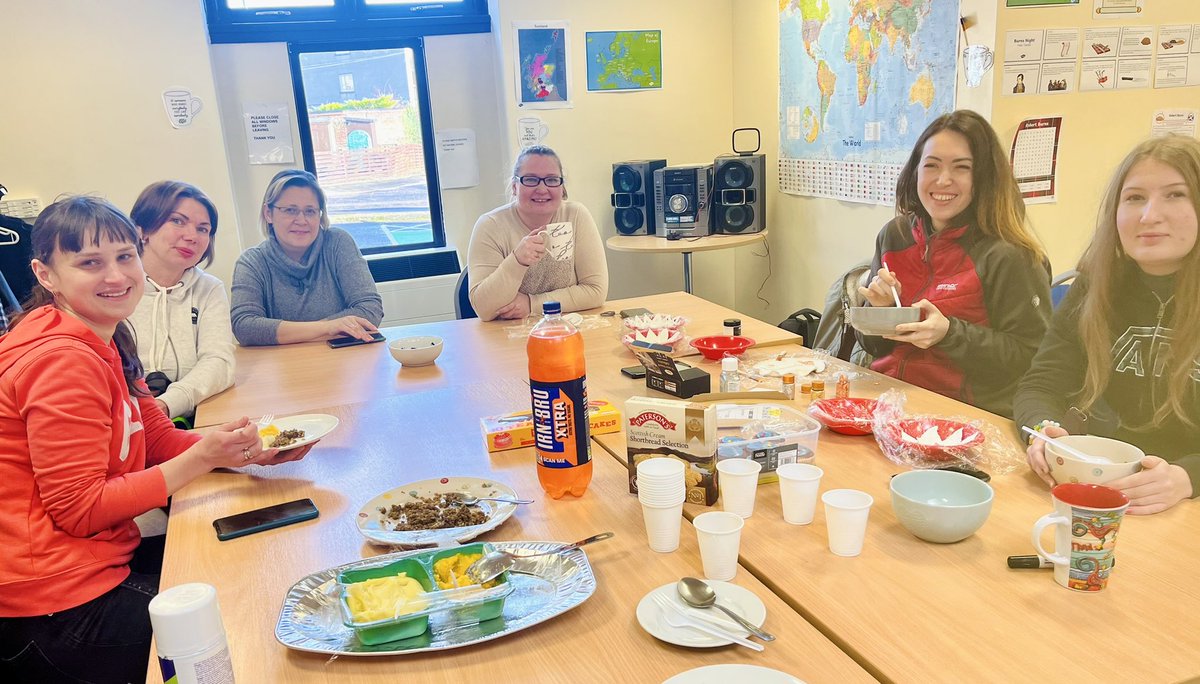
[682,252,693,294]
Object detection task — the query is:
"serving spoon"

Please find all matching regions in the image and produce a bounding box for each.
[458,495,535,506]
[465,532,614,584]
[677,577,776,642]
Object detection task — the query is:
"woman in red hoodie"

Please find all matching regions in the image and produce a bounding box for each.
[0,197,310,682]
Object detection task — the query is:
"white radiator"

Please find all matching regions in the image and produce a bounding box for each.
[377,273,458,327]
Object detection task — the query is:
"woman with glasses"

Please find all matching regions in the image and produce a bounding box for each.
[127,181,234,423]
[231,169,383,345]
[467,145,608,320]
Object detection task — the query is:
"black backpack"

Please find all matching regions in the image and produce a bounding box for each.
[778,308,821,349]
[779,260,874,365]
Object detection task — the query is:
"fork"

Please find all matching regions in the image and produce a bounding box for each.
[650,594,764,652]
[258,414,275,428]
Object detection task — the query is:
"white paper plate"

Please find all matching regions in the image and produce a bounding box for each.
[356,477,520,546]
[663,665,805,684]
[260,414,339,452]
[635,581,766,649]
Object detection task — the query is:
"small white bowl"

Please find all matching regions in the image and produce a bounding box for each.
[1045,435,1143,485]
[848,307,921,336]
[388,336,443,366]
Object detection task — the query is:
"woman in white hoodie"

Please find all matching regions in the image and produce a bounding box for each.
[127,182,235,421]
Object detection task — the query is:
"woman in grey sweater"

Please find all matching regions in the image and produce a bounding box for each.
[231,170,383,346]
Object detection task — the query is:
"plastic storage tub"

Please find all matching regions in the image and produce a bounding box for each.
[715,403,821,484]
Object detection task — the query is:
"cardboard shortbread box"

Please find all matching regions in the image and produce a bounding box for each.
[624,396,718,505]
[482,398,622,453]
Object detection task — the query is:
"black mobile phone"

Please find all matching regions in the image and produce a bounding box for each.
[621,364,647,379]
[935,464,992,482]
[619,307,652,319]
[212,498,319,541]
[327,331,386,349]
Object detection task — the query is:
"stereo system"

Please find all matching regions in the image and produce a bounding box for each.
[653,164,713,239]
[613,128,766,239]
[610,159,666,235]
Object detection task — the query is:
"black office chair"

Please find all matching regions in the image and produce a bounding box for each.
[454,269,477,320]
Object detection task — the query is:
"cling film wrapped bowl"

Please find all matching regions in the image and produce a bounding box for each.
[337,542,514,645]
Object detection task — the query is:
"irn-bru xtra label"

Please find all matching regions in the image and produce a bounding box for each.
[530,376,591,468]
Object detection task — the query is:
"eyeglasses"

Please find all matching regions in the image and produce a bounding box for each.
[516,175,564,188]
[271,205,321,220]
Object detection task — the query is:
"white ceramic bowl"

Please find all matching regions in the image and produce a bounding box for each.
[1045,434,1143,485]
[388,336,443,366]
[889,469,993,544]
[848,307,921,336]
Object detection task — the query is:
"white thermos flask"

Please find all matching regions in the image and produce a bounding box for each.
[148,583,235,684]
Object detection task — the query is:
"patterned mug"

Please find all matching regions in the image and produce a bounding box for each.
[1032,483,1129,591]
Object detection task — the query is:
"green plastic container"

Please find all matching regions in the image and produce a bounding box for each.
[337,543,512,646]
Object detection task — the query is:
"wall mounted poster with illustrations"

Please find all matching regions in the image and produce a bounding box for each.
[778,0,958,205]
[514,21,571,109]
[585,30,662,91]
[1010,117,1062,205]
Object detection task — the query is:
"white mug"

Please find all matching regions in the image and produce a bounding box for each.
[518,117,549,147]
[961,45,994,88]
[163,88,203,128]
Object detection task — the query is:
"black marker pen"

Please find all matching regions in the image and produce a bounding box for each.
[1007,555,1052,569]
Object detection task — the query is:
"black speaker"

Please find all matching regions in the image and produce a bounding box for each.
[711,153,766,234]
[610,159,666,235]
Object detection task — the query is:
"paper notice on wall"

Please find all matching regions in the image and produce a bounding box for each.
[243,103,294,164]
[1151,110,1198,137]
[1010,117,1062,205]
[1092,0,1144,19]
[1155,54,1200,88]
[434,129,479,189]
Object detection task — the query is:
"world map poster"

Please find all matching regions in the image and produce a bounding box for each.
[514,21,572,109]
[585,30,663,91]
[779,0,959,205]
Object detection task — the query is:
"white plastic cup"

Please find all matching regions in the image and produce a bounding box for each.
[638,458,685,480]
[693,511,745,581]
[822,489,874,557]
[777,463,824,525]
[717,458,762,518]
[641,501,684,553]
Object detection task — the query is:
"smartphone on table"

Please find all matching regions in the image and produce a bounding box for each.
[212,498,319,541]
[327,331,386,349]
[621,364,648,379]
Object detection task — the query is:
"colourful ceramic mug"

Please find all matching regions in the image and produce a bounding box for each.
[1032,483,1129,592]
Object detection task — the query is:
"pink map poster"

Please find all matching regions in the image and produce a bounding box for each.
[513,21,572,110]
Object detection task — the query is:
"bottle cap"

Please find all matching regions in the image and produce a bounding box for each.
[782,373,796,383]
[723,318,741,327]
[812,380,825,390]
[721,357,738,372]
[800,383,812,393]
[149,583,227,657]
[542,301,561,315]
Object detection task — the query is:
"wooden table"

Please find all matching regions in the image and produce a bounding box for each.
[606,233,767,294]
[592,345,1200,682]
[195,291,797,428]
[153,378,872,683]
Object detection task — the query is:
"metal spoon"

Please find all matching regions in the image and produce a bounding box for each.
[676,577,776,642]
[465,532,615,584]
[458,495,535,506]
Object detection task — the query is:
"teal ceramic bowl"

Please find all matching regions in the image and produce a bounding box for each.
[889,469,994,544]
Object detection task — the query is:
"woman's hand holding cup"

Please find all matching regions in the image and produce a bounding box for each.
[515,230,547,267]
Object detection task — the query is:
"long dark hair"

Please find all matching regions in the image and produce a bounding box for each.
[131,180,219,268]
[896,110,1044,263]
[11,196,147,394]
[1077,135,1200,427]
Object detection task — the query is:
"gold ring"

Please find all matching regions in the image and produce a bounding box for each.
[242,447,253,461]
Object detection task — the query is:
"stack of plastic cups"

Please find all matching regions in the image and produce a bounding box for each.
[637,458,686,552]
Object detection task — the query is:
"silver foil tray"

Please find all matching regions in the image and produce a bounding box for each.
[275,541,597,655]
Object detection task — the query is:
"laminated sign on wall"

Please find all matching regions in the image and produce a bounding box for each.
[243,103,295,165]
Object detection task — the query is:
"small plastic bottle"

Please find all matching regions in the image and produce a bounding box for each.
[835,373,850,398]
[720,356,741,392]
[149,583,235,684]
[800,382,812,404]
[723,318,742,337]
[811,379,826,400]
[781,373,796,400]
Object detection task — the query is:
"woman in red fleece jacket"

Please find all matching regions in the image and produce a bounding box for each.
[0,197,310,683]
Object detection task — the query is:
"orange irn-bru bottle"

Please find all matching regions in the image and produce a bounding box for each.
[529,301,592,498]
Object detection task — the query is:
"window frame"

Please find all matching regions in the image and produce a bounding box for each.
[288,38,447,255]
[204,0,490,44]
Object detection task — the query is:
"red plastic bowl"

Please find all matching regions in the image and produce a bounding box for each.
[690,336,755,360]
[889,418,985,462]
[808,398,878,436]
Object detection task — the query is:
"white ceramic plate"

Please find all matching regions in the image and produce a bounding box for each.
[260,414,339,452]
[635,581,766,649]
[663,665,806,684]
[356,477,520,546]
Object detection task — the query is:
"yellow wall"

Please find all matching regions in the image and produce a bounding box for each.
[993,0,1199,278]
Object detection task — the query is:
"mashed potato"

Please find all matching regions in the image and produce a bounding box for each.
[345,572,427,622]
[433,553,500,589]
